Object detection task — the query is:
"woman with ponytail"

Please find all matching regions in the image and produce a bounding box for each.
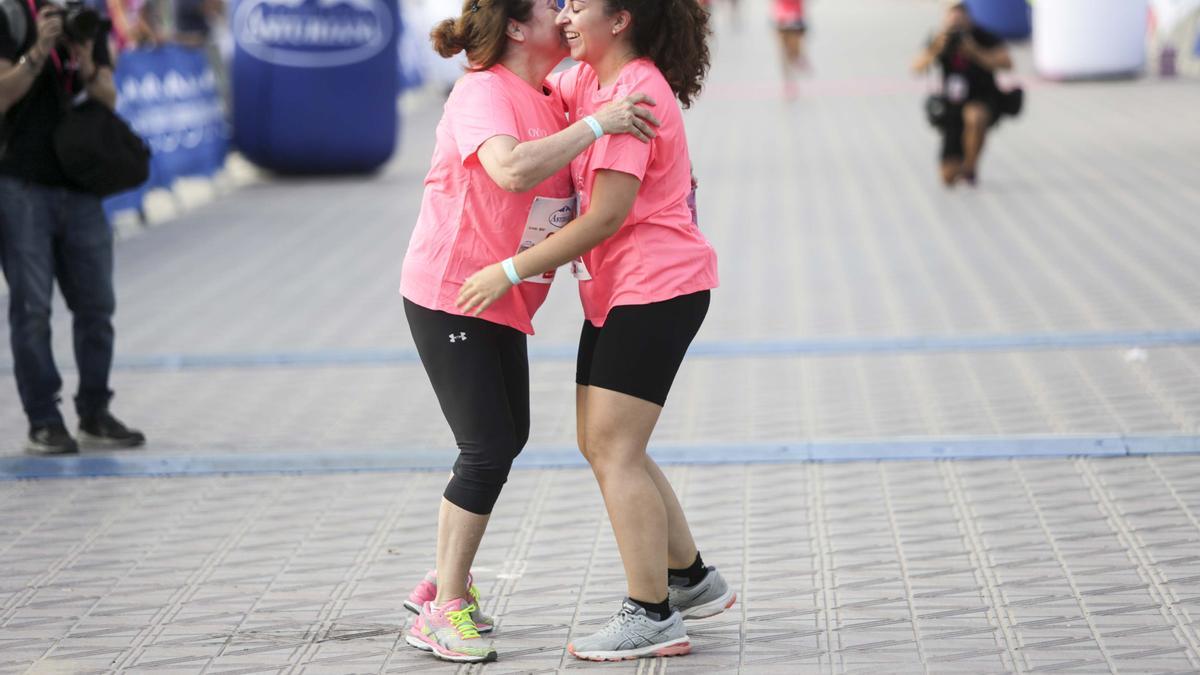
[456,0,732,661]
[399,0,661,664]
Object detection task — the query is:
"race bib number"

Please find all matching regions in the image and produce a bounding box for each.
[571,257,592,281]
[519,195,577,284]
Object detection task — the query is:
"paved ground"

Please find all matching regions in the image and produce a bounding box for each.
[2,0,1200,671]
[4,458,1200,673]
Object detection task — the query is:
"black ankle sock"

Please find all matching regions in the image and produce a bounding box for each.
[668,552,708,587]
[629,596,671,622]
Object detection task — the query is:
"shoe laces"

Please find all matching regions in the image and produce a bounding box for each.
[598,607,637,636]
[446,603,482,639]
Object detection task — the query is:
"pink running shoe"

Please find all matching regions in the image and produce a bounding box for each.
[403,570,494,632]
[405,598,497,663]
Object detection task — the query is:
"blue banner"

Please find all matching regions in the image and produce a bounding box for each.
[105,45,230,217]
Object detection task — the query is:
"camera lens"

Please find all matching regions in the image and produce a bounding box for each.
[62,6,102,42]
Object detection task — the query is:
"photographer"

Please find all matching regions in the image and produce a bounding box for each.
[913,2,1012,187]
[1,0,144,454]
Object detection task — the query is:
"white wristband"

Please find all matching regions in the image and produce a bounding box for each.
[582,115,604,139]
[501,257,522,285]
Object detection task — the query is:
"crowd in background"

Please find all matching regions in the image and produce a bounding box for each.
[84,0,224,54]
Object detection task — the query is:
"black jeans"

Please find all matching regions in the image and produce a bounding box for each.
[0,176,115,426]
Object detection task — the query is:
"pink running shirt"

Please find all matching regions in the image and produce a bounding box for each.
[554,60,718,327]
[773,0,804,24]
[400,64,573,335]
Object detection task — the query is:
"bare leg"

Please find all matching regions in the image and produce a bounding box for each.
[579,386,669,603]
[434,496,490,605]
[961,102,990,178]
[793,32,810,72]
[579,386,698,575]
[779,31,801,97]
[644,457,699,569]
[941,159,962,187]
[575,384,589,456]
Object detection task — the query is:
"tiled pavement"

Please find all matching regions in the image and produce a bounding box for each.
[4,458,1200,672]
[2,0,1200,671]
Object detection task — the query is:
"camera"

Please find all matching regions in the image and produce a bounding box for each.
[943,29,965,54]
[48,0,112,44]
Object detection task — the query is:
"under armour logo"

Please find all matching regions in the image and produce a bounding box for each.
[449,332,468,343]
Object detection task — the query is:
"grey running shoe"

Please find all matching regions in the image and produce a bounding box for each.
[568,599,691,661]
[669,566,736,619]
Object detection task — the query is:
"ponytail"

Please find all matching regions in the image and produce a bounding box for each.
[429,0,536,71]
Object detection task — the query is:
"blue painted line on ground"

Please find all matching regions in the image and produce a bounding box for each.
[2,330,1197,373]
[2,435,1196,480]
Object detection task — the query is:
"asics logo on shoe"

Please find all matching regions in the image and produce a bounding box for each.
[449,332,468,343]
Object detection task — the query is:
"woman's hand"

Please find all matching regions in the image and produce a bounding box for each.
[456,263,516,316]
[592,92,661,142]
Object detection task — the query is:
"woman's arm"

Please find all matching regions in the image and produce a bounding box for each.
[912,33,946,74]
[456,169,641,315]
[476,94,659,193]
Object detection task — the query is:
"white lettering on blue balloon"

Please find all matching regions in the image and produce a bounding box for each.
[232,0,394,68]
[117,64,229,155]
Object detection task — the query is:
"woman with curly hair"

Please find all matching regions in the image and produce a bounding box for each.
[457,0,735,661]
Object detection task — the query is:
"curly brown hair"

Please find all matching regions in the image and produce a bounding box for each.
[604,0,712,108]
[430,0,536,71]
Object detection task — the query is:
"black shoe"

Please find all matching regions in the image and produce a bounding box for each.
[25,424,80,455]
[77,411,146,449]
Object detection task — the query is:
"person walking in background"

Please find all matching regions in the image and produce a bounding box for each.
[912,1,1012,187]
[398,0,659,663]
[174,0,229,112]
[773,0,809,98]
[456,0,736,661]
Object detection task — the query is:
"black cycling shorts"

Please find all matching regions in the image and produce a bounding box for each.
[575,291,710,407]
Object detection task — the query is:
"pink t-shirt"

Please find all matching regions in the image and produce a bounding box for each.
[400,64,573,335]
[773,0,804,24]
[555,60,718,327]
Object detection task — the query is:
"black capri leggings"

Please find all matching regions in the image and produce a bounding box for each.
[404,298,529,515]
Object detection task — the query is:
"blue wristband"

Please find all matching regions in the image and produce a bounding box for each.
[501,257,522,285]
[582,115,604,139]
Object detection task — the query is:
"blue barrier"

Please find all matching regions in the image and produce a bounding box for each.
[104,45,230,218]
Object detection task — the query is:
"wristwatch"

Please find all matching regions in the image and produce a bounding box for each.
[17,52,44,73]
